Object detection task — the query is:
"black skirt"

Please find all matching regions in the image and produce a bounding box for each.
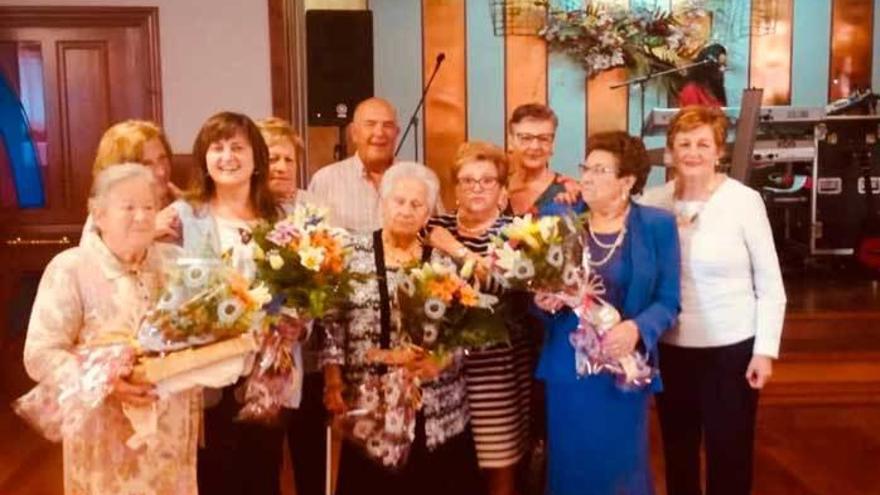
[335,414,486,495]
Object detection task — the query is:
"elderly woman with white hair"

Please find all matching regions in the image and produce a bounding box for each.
[323,162,485,495]
[22,164,200,494]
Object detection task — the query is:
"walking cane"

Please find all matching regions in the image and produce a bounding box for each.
[325,424,333,495]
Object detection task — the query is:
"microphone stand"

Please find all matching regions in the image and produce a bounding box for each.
[610,57,716,137]
[395,54,445,159]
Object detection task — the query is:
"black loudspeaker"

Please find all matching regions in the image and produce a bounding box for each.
[306,10,374,126]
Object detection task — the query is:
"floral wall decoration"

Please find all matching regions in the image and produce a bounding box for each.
[539,3,711,81]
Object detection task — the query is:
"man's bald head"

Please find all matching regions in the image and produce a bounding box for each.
[353,97,398,123]
[351,97,400,170]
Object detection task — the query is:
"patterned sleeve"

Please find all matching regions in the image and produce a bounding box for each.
[23,251,84,384]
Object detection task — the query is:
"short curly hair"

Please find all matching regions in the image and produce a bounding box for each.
[586,131,651,196]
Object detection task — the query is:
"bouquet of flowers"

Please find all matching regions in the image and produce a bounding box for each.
[568,284,656,390]
[344,367,422,468]
[395,259,503,361]
[251,204,355,319]
[129,253,268,407]
[489,213,585,297]
[240,204,358,423]
[137,256,270,353]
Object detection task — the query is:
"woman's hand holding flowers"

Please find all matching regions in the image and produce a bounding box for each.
[601,320,640,359]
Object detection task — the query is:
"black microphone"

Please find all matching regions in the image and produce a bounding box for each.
[395,52,447,158]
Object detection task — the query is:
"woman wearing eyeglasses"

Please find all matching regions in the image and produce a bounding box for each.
[533,131,680,495]
[506,104,571,217]
[427,141,527,495]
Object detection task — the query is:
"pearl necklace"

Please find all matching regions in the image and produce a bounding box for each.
[586,224,627,267]
[586,205,628,267]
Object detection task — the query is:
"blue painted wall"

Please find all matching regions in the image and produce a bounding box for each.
[372,0,423,161]
[465,0,506,146]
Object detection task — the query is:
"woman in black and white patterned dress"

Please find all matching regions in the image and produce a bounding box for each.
[323,162,484,495]
[427,142,532,495]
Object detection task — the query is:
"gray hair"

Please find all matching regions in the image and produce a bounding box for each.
[88,163,158,213]
[379,161,441,212]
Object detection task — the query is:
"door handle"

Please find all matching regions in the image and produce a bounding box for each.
[4,236,72,246]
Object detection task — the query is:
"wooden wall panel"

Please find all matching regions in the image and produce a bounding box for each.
[587,68,629,136]
[423,0,467,209]
[57,41,111,216]
[504,35,547,139]
[829,0,875,101]
[749,0,794,105]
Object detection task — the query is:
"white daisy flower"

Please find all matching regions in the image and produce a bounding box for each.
[183,265,210,289]
[563,264,581,287]
[424,298,447,320]
[513,258,536,280]
[546,244,564,268]
[422,324,439,345]
[399,276,416,297]
[217,298,245,326]
[156,286,185,311]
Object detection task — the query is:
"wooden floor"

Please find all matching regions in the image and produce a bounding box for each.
[2,274,879,494]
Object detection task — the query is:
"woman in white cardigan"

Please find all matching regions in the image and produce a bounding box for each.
[640,105,786,495]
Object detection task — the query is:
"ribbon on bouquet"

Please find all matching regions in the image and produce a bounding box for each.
[561,274,656,390]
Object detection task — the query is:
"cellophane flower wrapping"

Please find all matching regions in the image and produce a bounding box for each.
[137,255,271,353]
[568,275,657,390]
[13,343,135,442]
[235,308,307,424]
[342,367,421,469]
[395,259,504,362]
[241,204,359,423]
[489,213,586,296]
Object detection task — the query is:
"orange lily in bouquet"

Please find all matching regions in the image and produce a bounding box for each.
[342,259,503,468]
[242,203,358,423]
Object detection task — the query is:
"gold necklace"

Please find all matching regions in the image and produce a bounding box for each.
[456,210,498,237]
[383,232,422,267]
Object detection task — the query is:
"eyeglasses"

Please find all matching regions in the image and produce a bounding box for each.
[578,164,618,176]
[513,133,555,146]
[457,177,500,189]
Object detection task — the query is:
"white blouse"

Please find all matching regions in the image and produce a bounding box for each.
[640,178,787,358]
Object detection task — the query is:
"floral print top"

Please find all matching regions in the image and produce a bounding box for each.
[325,231,470,450]
[23,232,200,495]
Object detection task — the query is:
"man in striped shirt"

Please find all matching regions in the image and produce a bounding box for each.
[308,97,400,232]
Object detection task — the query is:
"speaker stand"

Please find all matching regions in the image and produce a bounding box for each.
[333,124,348,161]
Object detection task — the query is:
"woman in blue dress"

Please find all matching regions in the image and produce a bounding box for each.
[533,131,681,495]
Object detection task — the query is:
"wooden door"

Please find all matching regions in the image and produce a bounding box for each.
[0,8,160,493]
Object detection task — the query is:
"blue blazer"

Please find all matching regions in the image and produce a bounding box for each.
[534,201,681,391]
